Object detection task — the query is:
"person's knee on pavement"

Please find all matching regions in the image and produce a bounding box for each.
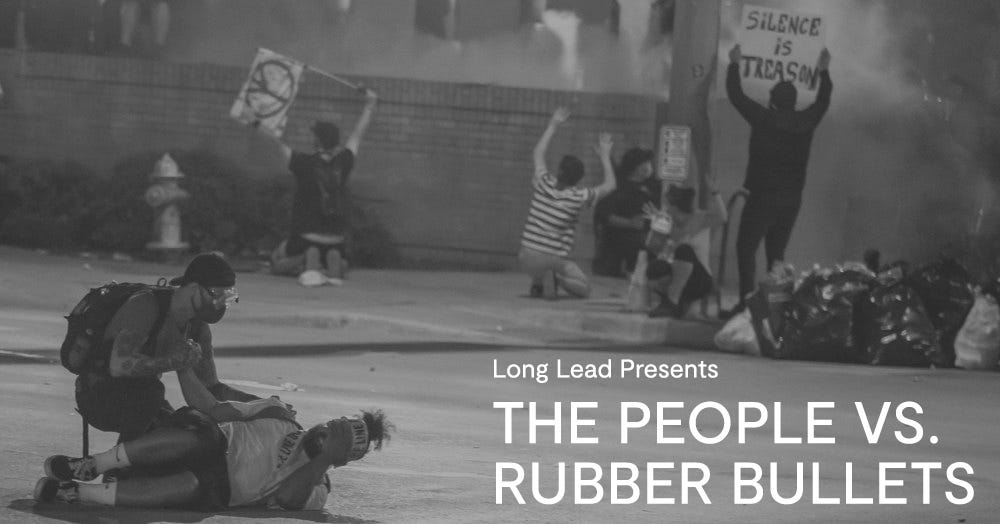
[270,241,305,276]
[303,246,324,272]
[325,247,346,279]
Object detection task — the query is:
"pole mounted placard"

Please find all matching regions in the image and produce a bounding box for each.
[657,124,692,183]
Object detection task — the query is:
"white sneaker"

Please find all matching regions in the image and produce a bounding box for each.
[298,270,326,287]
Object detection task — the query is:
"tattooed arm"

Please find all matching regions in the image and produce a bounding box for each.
[106,292,202,379]
[191,324,262,402]
[178,368,296,423]
[108,329,202,378]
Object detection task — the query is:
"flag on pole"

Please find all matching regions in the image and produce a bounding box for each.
[230,48,305,138]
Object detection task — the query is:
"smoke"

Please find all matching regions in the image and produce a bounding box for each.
[541,10,582,89]
[166,0,673,94]
[163,0,998,272]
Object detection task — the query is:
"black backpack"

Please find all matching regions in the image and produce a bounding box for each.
[60,280,173,375]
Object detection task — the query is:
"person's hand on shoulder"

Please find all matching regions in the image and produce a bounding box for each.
[242,396,297,422]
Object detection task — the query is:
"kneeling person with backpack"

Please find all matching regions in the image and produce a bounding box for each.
[67,253,260,443]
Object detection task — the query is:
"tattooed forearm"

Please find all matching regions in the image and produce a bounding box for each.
[112,330,202,378]
[208,382,262,402]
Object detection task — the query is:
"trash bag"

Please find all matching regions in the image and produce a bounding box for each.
[953,291,1000,370]
[907,257,974,366]
[777,265,876,362]
[714,309,760,355]
[857,278,944,367]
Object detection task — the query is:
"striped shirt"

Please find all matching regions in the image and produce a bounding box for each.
[520,169,596,257]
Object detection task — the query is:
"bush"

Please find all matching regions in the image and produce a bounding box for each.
[0,158,104,250]
[1,150,400,267]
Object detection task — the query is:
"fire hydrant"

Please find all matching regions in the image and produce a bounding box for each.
[145,153,190,252]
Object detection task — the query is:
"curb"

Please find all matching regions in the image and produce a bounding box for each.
[453,304,723,349]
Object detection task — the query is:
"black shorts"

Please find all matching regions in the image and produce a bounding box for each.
[286,234,348,264]
[76,375,174,441]
[160,407,231,511]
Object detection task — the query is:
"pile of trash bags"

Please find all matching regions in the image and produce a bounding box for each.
[716,255,1000,370]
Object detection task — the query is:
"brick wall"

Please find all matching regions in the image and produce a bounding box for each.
[0,49,658,269]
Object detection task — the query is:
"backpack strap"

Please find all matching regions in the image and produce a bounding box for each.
[149,288,174,343]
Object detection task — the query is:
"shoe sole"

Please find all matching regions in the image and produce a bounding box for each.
[43,456,87,482]
[33,477,56,502]
[43,456,67,482]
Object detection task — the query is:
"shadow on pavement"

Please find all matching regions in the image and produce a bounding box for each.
[11,498,379,523]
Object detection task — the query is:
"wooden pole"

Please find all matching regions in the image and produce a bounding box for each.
[307,65,366,93]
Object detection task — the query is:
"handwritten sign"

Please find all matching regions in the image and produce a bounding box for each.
[738,4,825,108]
[657,125,691,183]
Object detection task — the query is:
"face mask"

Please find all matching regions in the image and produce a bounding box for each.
[198,305,226,324]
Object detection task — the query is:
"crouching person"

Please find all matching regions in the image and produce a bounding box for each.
[646,184,727,318]
[36,367,392,511]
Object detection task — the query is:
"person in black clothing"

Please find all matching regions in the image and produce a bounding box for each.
[725,44,832,314]
[75,253,261,443]
[269,88,378,285]
[593,147,659,277]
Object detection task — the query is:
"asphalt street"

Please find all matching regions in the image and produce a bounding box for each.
[1,343,998,523]
[0,249,997,523]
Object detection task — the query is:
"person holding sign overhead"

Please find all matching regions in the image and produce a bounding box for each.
[723,43,832,316]
[267,87,378,286]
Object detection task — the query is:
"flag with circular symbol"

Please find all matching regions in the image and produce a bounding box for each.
[230,48,305,138]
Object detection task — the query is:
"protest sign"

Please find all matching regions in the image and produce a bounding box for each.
[737,4,825,108]
[230,48,305,138]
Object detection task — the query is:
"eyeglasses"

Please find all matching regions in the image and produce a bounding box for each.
[204,286,239,307]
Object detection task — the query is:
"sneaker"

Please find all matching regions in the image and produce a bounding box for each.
[33,477,79,504]
[298,269,326,287]
[44,455,98,482]
[718,302,746,321]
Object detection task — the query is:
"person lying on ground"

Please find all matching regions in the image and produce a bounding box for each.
[35,367,392,511]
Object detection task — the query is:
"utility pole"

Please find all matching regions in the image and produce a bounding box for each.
[655,0,720,204]
[654,0,721,313]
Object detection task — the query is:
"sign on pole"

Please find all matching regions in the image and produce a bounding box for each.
[737,4,825,108]
[657,124,691,183]
[230,48,305,138]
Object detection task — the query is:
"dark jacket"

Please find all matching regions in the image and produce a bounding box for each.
[288,148,355,236]
[726,63,833,202]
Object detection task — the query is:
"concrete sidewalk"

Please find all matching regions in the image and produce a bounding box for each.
[0,246,726,354]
